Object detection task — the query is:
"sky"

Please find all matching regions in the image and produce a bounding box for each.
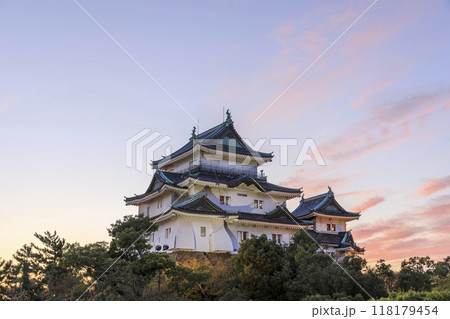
[0,0,449,268]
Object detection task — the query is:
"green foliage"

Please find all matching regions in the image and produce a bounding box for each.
[434,256,450,279]
[282,231,387,301]
[434,276,450,291]
[219,288,247,301]
[1,216,448,301]
[302,293,364,301]
[10,244,44,300]
[374,259,395,290]
[108,214,158,260]
[166,265,212,300]
[62,241,112,280]
[32,231,75,300]
[382,289,450,301]
[396,256,435,292]
[232,234,287,300]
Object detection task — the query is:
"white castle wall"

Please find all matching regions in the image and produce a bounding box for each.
[204,186,284,214]
[315,216,347,233]
[148,216,299,253]
[138,192,174,218]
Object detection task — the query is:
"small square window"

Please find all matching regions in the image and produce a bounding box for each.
[165,228,171,238]
[254,200,264,209]
[200,226,206,237]
[238,231,248,241]
[221,196,231,205]
[272,234,282,243]
[332,224,336,231]
[326,224,331,231]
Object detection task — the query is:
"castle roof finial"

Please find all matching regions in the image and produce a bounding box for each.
[225,109,233,126]
[328,186,334,195]
[190,126,196,140]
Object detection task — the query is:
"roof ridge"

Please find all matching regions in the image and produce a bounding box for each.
[315,193,332,210]
[153,117,274,167]
[302,192,329,202]
[157,170,174,184]
[197,121,227,138]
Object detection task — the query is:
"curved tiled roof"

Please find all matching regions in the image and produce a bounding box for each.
[237,203,312,226]
[307,230,365,252]
[125,168,301,203]
[174,191,227,215]
[292,188,360,218]
[152,118,273,166]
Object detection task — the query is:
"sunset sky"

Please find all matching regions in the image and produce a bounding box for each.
[1,0,449,268]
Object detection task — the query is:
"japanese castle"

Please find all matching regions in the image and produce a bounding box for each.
[125,111,364,257]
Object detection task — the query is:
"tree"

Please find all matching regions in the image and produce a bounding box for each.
[434,256,450,279]
[108,214,158,260]
[374,259,395,290]
[0,258,13,300]
[284,231,336,300]
[166,265,212,300]
[232,234,287,300]
[283,231,387,300]
[396,256,435,292]
[63,215,175,300]
[32,231,74,299]
[11,244,43,300]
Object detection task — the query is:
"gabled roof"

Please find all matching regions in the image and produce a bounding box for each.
[186,170,301,196]
[152,111,273,167]
[145,170,185,193]
[225,175,302,194]
[307,230,365,252]
[173,191,228,215]
[125,168,301,204]
[291,187,360,219]
[237,203,313,226]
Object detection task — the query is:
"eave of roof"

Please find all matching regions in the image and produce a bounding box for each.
[292,187,359,218]
[235,213,311,227]
[173,191,225,214]
[307,230,365,252]
[152,120,273,167]
[176,171,301,196]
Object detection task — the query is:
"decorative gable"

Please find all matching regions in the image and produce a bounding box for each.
[174,192,225,214]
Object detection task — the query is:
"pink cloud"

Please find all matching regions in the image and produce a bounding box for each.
[241,0,435,132]
[352,196,384,212]
[419,175,450,196]
[278,23,293,35]
[371,88,450,126]
[353,195,450,268]
[321,88,450,165]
